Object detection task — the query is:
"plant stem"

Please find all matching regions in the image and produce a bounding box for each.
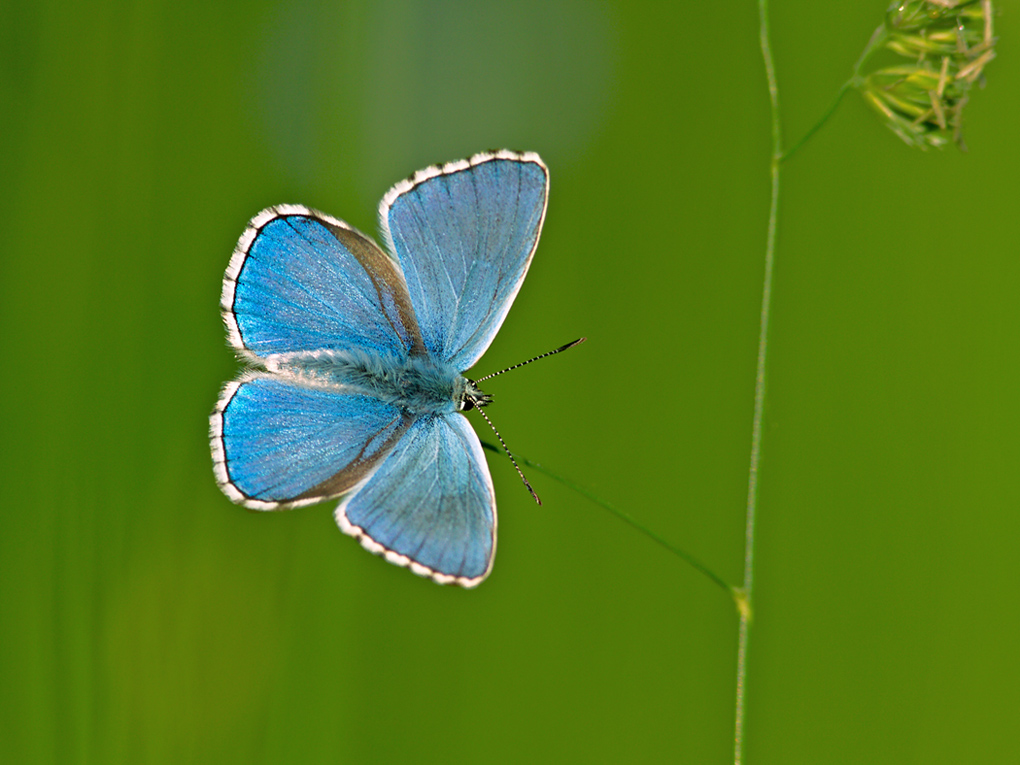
[479,441,734,594]
[781,24,889,162]
[736,2,781,764]
[734,17,893,763]
[495,16,895,763]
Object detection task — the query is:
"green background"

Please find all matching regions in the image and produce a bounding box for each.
[2,1,1017,762]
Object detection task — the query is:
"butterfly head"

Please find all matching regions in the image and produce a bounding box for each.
[459,379,493,411]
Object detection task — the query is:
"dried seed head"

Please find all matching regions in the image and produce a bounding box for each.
[860,0,995,149]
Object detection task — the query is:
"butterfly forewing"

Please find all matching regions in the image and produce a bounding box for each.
[224,205,424,360]
[380,151,548,371]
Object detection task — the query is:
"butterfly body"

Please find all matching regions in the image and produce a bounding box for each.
[263,348,478,416]
[211,151,549,587]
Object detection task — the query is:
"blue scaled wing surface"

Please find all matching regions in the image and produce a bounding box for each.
[380,150,548,371]
[212,374,413,510]
[222,204,424,359]
[336,412,496,587]
[212,204,426,510]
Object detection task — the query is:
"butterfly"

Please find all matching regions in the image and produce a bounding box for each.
[210,150,567,587]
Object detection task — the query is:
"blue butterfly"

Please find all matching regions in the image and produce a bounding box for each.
[210,150,557,587]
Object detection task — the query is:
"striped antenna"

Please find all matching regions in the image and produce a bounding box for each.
[473,337,586,383]
[472,405,541,505]
[469,337,586,504]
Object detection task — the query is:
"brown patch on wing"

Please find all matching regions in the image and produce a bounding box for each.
[295,409,414,502]
[325,224,426,357]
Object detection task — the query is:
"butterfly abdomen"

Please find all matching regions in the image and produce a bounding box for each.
[264,348,463,415]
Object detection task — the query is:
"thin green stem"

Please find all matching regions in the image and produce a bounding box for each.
[479,441,734,594]
[492,16,893,764]
[780,82,853,162]
[734,18,892,764]
[781,24,889,162]
[736,2,782,764]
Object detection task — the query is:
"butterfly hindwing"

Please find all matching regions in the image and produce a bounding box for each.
[212,374,412,509]
[380,151,548,370]
[224,205,424,360]
[336,412,496,587]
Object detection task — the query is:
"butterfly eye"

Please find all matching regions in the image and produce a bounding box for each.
[460,380,493,411]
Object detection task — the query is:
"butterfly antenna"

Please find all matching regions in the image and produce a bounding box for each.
[472,405,542,505]
[474,337,586,383]
[471,337,586,504]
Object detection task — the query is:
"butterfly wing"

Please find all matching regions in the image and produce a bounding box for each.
[379,150,548,371]
[223,205,424,359]
[211,373,413,510]
[336,412,496,587]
